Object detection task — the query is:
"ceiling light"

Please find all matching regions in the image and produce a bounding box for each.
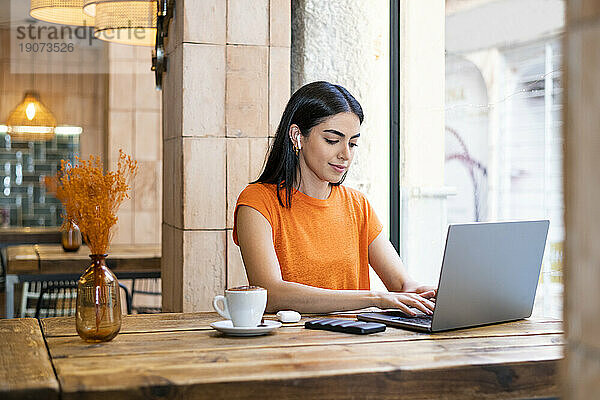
[6,92,57,142]
[83,0,97,16]
[30,0,95,26]
[94,0,157,46]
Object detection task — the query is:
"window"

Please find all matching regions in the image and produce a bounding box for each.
[444,1,564,317]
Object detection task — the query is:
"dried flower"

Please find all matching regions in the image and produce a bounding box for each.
[51,150,138,255]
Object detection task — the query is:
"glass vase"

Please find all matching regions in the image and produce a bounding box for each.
[61,222,82,252]
[76,254,122,342]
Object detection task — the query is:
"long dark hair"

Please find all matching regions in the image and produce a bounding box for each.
[253,81,364,207]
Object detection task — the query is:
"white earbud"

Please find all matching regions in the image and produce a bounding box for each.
[293,129,302,150]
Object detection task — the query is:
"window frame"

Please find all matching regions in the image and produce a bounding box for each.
[389,0,400,252]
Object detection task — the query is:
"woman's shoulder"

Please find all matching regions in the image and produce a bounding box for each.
[238,182,278,202]
[336,184,369,204]
[336,185,381,231]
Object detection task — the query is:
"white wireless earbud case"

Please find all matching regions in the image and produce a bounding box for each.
[276,310,301,323]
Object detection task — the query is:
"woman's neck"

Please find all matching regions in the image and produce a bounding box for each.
[297,181,331,200]
[295,169,331,200]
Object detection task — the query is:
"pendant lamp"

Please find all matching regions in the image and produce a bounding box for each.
[83,0,97,16]
[93,0,157,46]
[30,0,95,26]
[6,92,57,142]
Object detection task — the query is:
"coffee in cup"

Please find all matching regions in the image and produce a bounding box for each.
[227,285,263,291]
[213,286,267,327]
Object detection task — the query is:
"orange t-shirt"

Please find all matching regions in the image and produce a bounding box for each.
[232,183,383,290]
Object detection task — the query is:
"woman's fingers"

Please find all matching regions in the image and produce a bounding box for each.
[381,292,437,316]
[419,290,437,299]
[395,294,434,315]
[415,296,434,312]
[406,293,435,312]
[423,297,436,311]
[416,285,437,293]
[408,300,431,315]
[392,298,416,316]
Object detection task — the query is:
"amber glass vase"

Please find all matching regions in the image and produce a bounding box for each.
[61,222,82,252]
[76,254,122,342]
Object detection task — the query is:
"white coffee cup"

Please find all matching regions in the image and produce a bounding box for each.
[212,286,267,327]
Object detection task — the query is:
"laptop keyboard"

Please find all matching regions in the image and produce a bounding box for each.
[385,311,433,327]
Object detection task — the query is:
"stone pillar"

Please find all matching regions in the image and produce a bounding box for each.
[107,43,162,246]
[399,0,450,285]
[162,0,290,311]
[564,1,600,397]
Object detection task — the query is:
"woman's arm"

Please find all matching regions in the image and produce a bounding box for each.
[235,205,434,315]
[368,231,437,297]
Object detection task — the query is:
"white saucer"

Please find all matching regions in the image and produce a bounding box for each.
[210,320,282,336]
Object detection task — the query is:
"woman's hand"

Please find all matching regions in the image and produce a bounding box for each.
[414,285,437,300]
[376,291,435,316]
[402,281,437,300]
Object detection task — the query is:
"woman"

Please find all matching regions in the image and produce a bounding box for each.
[233,81,436,315]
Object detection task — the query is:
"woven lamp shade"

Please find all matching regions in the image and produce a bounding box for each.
[30,0,95,26]
[83,0,96,16]
[93,0,157,46]
[6,92,57,142]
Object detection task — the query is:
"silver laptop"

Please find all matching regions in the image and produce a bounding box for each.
[358,220,550,332]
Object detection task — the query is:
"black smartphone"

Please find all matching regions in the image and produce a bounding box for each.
[305,318,386,334]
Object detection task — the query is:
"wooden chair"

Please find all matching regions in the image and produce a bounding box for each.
[23,280,78,318]
[0,247,6,292]
[131,278,161,314]
[0,247,6,318]
[34,281,132,319]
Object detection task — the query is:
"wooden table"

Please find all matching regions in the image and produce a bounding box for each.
[4,244,161,318]
[0,227,61,245]
[0,312,563,399]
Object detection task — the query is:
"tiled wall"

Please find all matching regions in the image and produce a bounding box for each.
[564,1,600,397]
[0,28,106,227]
[0,134,78,227]
[106,43,162,245]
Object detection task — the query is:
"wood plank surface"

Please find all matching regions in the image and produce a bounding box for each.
[42,312,319,337]
[41,310,560,338]
[50,334,561,400]
[5,245,38,273]
[52,334,563,375]
[44,320,563,360]
[0,227,61,245]
[38,312,564,399]
[6,244,161,275]
[0,318,59,400]
[54,358,559,400]
[36,244,161,261]
[41,311,382,337]
[37,244,160,273]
